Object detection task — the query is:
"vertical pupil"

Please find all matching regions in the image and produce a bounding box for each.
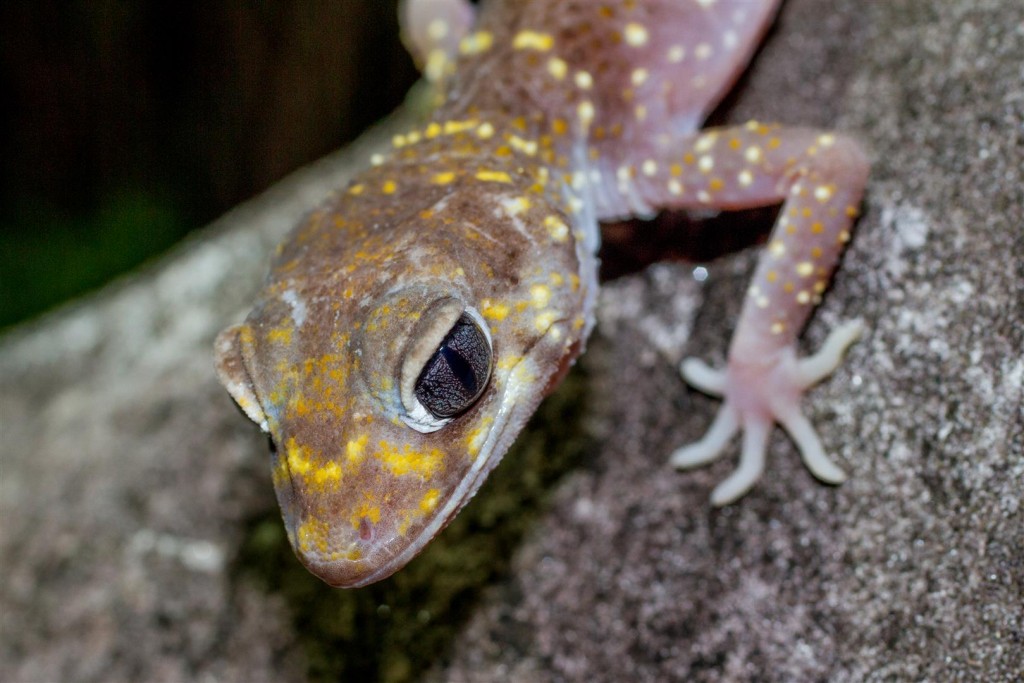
[414,314,492,418]
[440,343,478,396]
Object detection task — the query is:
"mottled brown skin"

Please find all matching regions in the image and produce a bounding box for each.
[216,0,869,587]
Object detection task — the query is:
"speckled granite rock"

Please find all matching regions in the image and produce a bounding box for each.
[1,1,1021,682]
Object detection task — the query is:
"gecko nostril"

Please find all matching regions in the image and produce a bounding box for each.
[358,517,374,542]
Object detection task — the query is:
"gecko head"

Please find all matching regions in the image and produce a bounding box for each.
[214,182,594,587]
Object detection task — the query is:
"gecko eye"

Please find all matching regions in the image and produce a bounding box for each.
[414,313,491,417]
[400,303,492,433]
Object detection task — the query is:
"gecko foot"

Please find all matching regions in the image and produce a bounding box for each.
[670,320,864,505]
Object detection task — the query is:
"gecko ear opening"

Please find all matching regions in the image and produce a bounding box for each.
[399,300,493,433]
[213,324,270,432]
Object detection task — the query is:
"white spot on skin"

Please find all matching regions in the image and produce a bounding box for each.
[695,132,718,152]
[738,170,754,187]
[577,101,595,126]
[547,57,568,80]
[641,159,657,176]
[667,45,685,63]
[745,146,763,164]
[427,19,448,41]
[695,43,713,60]
[815,185,835,202]
[723,30,738,49]
[668,179,683,195]
[698,155,714,173]
[623,23,649,47]
[281,289,307,327]
[631,68,649,86]
[574,70,593,89]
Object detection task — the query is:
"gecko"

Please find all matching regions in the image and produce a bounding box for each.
[214,0,869,588]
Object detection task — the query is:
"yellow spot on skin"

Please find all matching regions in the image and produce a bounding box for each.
[811,221,825,234]
[459,31,494,55]
[443,119,478,134]
[766,270,778,283]
[347,184,365,195]
[392,134,406,148]
[796,261,814,277]
[312,462,342,487]
[544,215,569,242]
[508,134,538,155]
[432,171,457,185]
[382,180,397,194]
[811,246,823,258]
[547,57,568,79]
[268,327,293,345]
[624,22,649,47]
[481,299,510,321]
[419,489,441,514]
[377,440,443,478]
[424,122,442,138]
[845,205,860,218]
[475,169,513,183]
[574,70,593,89]
[286,438,314,476]
[551,118,568,135]
[839,230,851,243]
[635,105,647,121]
[346,434,369,463]
[350,500,381,530]
[709,178,724,191]
[771,322,786,335]
[512,30,555,51]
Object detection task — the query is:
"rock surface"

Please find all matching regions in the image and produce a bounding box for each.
[1,0,1021,682]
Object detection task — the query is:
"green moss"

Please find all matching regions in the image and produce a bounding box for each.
[235,367,592,682]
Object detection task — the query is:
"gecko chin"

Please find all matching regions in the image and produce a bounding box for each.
[281,317,579,588]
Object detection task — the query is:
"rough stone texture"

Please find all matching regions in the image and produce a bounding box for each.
[1,1,1022,682]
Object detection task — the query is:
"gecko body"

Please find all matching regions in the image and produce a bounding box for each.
[215,0,868,587]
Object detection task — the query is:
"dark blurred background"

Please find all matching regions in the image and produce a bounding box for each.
[0,1,418,329]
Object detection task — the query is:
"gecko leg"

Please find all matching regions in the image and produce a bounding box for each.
[399,0,475,83]
[611,123,869,504]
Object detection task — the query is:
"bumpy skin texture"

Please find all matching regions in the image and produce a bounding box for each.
[215,0,868,587]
